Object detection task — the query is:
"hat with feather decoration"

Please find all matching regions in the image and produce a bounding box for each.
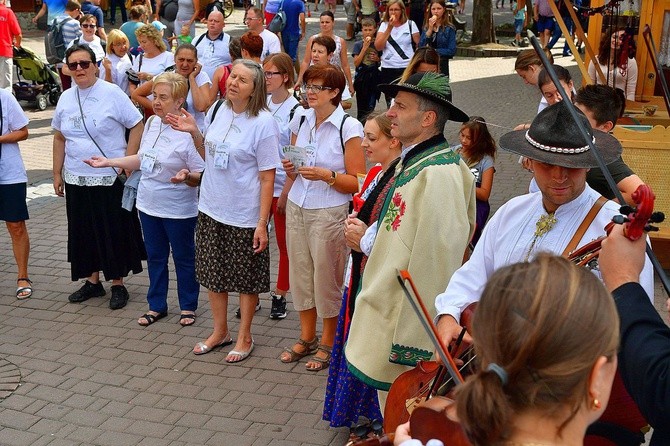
[378,72,469,123]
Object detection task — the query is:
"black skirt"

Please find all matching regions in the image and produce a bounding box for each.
[65,179,146,281]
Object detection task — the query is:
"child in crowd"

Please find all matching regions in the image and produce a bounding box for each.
[512,0,526,47]
[169,24,193,49]
[352,18,381,122]
[151,20,170,50]
[455,117,496,247]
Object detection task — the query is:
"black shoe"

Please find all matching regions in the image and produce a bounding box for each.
[68,280,105,303]
[234,301,261,318]
[269,293,287,320]
[109,285,129,310]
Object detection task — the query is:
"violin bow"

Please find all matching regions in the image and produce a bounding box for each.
[396,269,465,385]
[526,31,670,296]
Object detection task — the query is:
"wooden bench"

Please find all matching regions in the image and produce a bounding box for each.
[612,125,670,269]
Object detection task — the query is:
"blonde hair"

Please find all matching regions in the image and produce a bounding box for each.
[382,0,409,24]
[135,24,167,53]
[152,72,188,102]
[456,255,619,445]
[106,29,130,55]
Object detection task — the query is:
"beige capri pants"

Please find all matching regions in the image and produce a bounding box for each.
[286,200,349,318]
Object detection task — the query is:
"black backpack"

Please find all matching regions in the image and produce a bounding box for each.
[159,0,179,22]
[45,18,68,64]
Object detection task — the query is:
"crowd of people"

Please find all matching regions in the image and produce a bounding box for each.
[0,0,667,445]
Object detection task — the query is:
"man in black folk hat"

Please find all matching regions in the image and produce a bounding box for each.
[435,100,655,358]
[344,72,476,406]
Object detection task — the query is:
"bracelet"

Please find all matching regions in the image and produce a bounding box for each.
[327,171,337,186]
[258,217,268,225]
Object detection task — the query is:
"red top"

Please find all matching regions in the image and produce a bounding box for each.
[0,5,21,58]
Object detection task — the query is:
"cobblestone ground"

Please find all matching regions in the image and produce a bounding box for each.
[0,2,667,445]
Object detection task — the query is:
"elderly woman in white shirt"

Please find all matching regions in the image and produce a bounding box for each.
[168,59,280,363]
[84,72,205,327]
[52,44,146,310]
[280,64,365,372]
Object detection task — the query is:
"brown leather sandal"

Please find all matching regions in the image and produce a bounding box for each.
[306,344,332,372]
[280,337,319,363]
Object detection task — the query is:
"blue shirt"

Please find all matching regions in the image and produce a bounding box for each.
[282,0,305,37]
[81,1,104,27]
[419,26,457,58]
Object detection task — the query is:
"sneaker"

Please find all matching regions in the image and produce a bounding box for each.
[269,293,287,320]
[234,301,261,319]
[510,40,518,47]
[68,280,105,303]
[109,285,129,310]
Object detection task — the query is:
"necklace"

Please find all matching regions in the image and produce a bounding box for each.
[309,115,328,144]
[524,212,557,261]
[271,92,290,117]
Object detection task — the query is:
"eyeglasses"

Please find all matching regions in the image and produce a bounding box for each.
[67,60,92,70]
[81,23,97,28]
[303,84,333,93]
[264,71,282,79]
[244,17,260,22]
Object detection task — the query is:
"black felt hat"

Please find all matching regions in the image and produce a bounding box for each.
[499,101,622,168]
[378,72,470,123]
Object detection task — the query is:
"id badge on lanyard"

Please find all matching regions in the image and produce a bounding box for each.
[214,142,230,169]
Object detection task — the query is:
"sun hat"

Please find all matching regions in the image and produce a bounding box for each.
[499,101,622,168]
[378,72,469,123]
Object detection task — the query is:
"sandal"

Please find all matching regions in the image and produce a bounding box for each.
[179,312,196,326]
[16,278,33,300]
[279,336,319,363]
[138,311,167,326]
[306,344,332,372]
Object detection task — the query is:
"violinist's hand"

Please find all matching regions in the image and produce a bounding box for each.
[599,223,646,292]
[436,314,473,364]
[345,216,367,252]
[393,421,412,445]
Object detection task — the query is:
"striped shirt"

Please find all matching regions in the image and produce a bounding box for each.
[57,15,82,47]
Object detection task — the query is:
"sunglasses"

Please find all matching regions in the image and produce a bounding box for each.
[67,60,92,70]
[81,23,97,28]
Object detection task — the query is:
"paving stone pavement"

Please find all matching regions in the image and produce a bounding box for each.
[0,3,667,445]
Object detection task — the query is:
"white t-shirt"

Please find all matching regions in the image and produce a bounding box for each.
[194,32,232,80]
[198,103,281,228]
[186,70,212,132]
[99,53,133,95]
[287,105,364,209]
[0,89,30,185]
[52,79,143,177]
[267,94,301,197]
[378,20,418,69]
[132,51,175,83]
[67,35,106,64]
[136,116,205,219]
[259,29,282,62]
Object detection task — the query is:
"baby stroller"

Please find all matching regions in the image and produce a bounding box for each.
[12,46,62,111]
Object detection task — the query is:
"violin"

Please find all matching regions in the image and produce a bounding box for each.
[568,184,664,268]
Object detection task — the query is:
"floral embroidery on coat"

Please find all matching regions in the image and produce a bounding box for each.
[383,192,406,231]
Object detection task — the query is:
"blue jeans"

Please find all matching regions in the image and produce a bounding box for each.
[138,211,199,313]
[547,15,573,52]
[282,33,300,62]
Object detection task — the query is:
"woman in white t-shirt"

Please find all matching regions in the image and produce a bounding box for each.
[132,44,212,131]
[261,52,301,320]
[167,59,281,363]
[279,64,365,372]
[52,45,146,310]
[100,29,133,95]
[128,24,174,97]
[375,0,420,106]
[0,89,32,300]
[84,73,205,328]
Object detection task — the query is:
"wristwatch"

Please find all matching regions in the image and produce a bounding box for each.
[327,170,337,186]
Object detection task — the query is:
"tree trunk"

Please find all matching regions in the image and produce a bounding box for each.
[471,0,496,44]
